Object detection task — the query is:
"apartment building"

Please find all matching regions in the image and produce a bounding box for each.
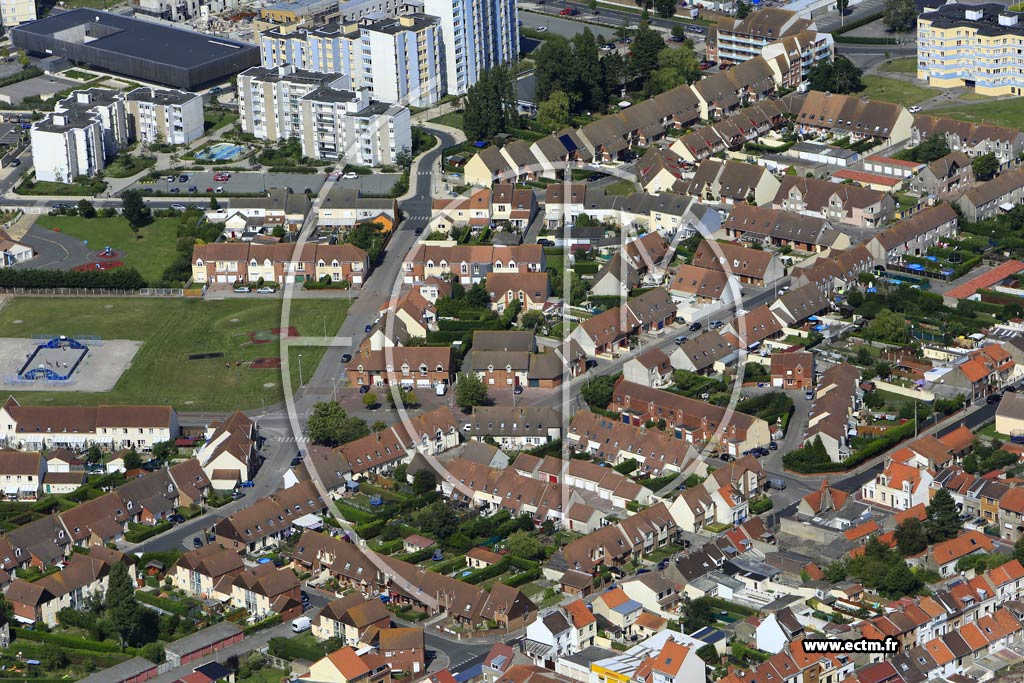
[237,65,346,142]
[125,87,204,146]
[422,0,517,94]
[30,110,106,183]
[918,3,1024,96]
[0,0,35,27]
[299,86,411,165]
[53,88,129,159]
[707,8,831,73]
[260,14,444,107]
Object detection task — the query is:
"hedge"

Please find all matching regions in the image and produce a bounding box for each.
[13,627,121,653]
[832,10,883,34]
[135,591,195,617]
[784,419,916,473]
[243,613,282,635]
[463,558,511,585]
[267,166,319,174]
[502,566,541,587]
[439,319,502,331]
[832,34,898,44]
[0,266,147,290]
[0,67,42,89]
[354,520,383,538]
[429,555,466,575]
[125,520,173,543]
[336,502,375,524]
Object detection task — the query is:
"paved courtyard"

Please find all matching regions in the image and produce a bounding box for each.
[14,225,93,271]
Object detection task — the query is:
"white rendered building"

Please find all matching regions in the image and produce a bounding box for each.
[126,87,205,146]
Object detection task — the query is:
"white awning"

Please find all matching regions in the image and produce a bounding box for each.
[4,486,17,495]
[1000,202,1015,212]
[292,513,323,530]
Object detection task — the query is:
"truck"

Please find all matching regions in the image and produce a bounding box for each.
[291,616,312,633]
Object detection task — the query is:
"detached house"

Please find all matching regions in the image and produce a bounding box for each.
[861,461,933,511]
[196,411,259,490]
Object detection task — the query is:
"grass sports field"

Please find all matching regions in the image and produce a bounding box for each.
[0,297,349,410]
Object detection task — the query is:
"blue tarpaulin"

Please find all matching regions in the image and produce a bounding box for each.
[907,263,924,271]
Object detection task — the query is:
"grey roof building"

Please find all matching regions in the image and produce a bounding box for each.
[11,10,259,89]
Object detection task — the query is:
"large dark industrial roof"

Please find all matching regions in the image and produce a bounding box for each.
[15,9,255,68]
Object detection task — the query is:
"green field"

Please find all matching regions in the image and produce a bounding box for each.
[0,297,349,410]
[605,179,636,196]
[878,57,917,74]
[929,97,1024,129]
[859,76,940,106]
[33,215,179,284]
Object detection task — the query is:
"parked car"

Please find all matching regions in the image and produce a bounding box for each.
[256,286,275,294]
[767,478,787,490]
[178,175,189,182]
[538,238,554,246]
[988,393,1003,404]
[689,321,702,332]
[343,172,358,179]
[231,490,245,500]
[169,513,186,524]
[213,172,231,182]
[291,454,303,467]
[193,537,203,548]
[364,324,373,333]
[675,335,688,345]
[908,105,922,114]
[215,186,224,193]
[514,385,523,395]
[709,320,724,329]
[188,186,198,193]
[359,385,370,394]
[171,203,187,211]
[234,286,251,293]
[341,353,352,363]
[718,453,733,462]
[169,187,181,193]
[535,25,547,31]
[769,441,778,450]
[559,6,578,14]
[8,159,20,167]
[240,480,255,488]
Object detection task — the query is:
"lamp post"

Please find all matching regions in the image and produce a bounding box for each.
[298,353,304,387]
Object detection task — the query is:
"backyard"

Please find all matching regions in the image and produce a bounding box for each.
[0,297,349,410]
[859,76,939,106]
[34,214,179,284]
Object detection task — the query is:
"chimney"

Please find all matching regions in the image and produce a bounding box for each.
[399,14,414,27]
[999,13,1018,25]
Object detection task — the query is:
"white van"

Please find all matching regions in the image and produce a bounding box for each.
[436,383,448,396]
[291,616,312,633]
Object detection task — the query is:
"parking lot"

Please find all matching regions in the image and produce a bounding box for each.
[123,170,402,197]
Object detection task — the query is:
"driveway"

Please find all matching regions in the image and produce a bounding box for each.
[14,224,94,271]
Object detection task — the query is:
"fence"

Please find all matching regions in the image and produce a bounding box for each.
[0,287,183,296]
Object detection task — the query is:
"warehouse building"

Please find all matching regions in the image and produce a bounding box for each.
[10,9,259,89]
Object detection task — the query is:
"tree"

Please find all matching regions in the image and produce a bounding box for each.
[807,56,864,95]
[1014,535,1024,564]
[362,392,378,409]
[648,45,701,95]
[600,52,629,101]
[581,375,616,408]
[120,189,151,230]
[77,198,96,219]
[571,29,603,112]
[41,646,68,670]
[630,20,664,84]
[894,518,928,556]
[735,0,750,17]
[696,644,720,665]
[683,597,716,631]
[462,65,517,141]
[465,282,491,308]
[522,310,546,330]
[456,373,490,410]
[537,90,571,133]
[209,196,220,210]
[17,51,29,67]
[670,25,687,41]
[307,401,370,446]
[534,36,575,104]
[414,501,459,539]
[926,488,962,543]
[506,529,544,558]
[883,0,917,32]
[973,152,999,181]
[106,561,141,647]
[881,561,922,598]
[123,448,142,471]
[413,470,437,495]
[864,308,910,344]
[348,222,386,264]
[371,420,388,433]
[654,0,676,18]
[905,136,950,163]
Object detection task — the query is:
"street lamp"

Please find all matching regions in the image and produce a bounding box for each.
[298,353,304,387]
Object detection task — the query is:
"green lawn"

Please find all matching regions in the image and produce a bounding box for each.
[204,107,239,133]
[859,76,940,106]
[959,92,994,101]
[0,297,349,410]
[16,177,107,196]
[878,57,917,74]
[429,111,465,130]
[605,179,636,196]
[33,215,178,284]
[241,669,291,683]
[929,97,1024,129]
[103,154,157,178]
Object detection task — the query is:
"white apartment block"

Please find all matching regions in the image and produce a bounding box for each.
[53,89,129,160]
[260,14,444,106]
[126,87,205,145]
[237,65,347,142]
[0,0,35,27]
[30,111,106,183]
[422,0,518,94]
[299,86,411,165]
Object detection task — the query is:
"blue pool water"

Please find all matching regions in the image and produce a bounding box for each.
[196,143,244,161]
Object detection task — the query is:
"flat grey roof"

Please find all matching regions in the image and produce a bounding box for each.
[15,9,256,69]
[164,621,242,656]
[126,87,199,106]
[34,110,99,133]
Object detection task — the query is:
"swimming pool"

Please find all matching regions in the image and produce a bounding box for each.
[195,143,245,161]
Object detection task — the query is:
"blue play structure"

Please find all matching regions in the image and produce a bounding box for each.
[18,336,89,381]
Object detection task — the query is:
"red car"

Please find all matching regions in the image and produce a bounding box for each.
[213,172,231,182]
[559,7,578,15]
